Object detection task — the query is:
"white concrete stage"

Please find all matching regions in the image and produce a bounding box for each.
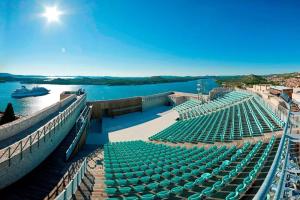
[86,106,179,145]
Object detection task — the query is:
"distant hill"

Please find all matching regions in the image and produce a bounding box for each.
[0,74,203,86]
[216,74,269,88]
[0,73,14,77]
[0,72,298,87]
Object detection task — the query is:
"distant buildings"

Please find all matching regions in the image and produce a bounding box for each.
[269,86,293,98]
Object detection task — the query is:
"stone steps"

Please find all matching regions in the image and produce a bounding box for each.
[73,146,106,200]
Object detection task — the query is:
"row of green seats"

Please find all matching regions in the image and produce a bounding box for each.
[104,137,278,199]
[179,91,253,120]
[150,97,282,144]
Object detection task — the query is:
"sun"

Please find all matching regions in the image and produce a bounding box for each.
[42,6,63,23]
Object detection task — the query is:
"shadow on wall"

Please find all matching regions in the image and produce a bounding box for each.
[102,106,171,133]
[86,106,172,145]
[88,118,109,144]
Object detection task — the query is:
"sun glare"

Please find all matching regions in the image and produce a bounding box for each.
[42,6,63,23]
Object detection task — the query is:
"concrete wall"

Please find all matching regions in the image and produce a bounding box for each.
[0,95,76,141]
[253,84,271,93]
[89,97,142,119]
[0,95,85,189]
[142,92,173,111]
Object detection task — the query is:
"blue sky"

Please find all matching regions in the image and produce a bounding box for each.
[1,0,300,76]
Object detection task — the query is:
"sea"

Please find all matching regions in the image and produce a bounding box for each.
[0,79,218,115]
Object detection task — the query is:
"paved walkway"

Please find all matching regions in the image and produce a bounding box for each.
[86,106,178,145]
[0,98,76,149]
[0,123,83,200]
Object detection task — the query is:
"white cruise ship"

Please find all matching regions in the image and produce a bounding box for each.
[11,86,50,98]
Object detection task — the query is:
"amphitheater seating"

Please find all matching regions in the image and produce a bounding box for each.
[104,137,279,199]
[175,91,252,120]
[150,97,282,144]
[173,99,201,113]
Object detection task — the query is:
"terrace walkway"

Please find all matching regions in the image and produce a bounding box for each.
[0,119,84,200]
[0,98,76,149]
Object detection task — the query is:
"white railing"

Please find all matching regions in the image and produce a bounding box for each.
[0,94,86,164]
[65,106,92,161]
[55,158,87,200]
[253,102,292,200]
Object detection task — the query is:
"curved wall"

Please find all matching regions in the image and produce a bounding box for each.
[0,95,76,141]
[0,95,85,189]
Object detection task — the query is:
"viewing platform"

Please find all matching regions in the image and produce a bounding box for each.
[0,91,87,189]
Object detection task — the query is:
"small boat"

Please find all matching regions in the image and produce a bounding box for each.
[11,86,50,98]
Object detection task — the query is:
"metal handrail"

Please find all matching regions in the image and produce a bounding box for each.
[253,102,292,200]
[55,158,87,200]
[48,160,83,199]
[0,94,86,164]
[275,136,290,200]
[65,106,92,161]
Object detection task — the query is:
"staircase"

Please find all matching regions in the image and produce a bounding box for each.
[73,145,106,200]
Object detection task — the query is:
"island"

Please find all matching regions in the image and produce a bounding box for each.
[0,73,204,86]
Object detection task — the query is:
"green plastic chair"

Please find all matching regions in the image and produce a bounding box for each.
[154,167,163,174]
[105,187,117,195]
[223,175,232,184]
[115,173,124,179]
[212,181,223,191]
[145,169,154,176]
[212,168,221,176]
[171,176,182,184]
[151,174,161,181]
[182,173,192,180]
[140,165,148,171]
[162,171,171,178]
[140,194,155,200]
[184,182,194,190]
[124,196,138,200]
[116,179,128,186]
[201,187,214,197]
[171,169,180,175]
[191,169,200,176]
[105,173,113,179]
[225,192,239,200]
[159,180,171,187]
[243,176,252,185]
[141,176,151,183]
[236,183,247,193]
[157,190,170,199]
[147,182,159,190]
[180,166,188,172]
[136,171,144,177]
[128,178,139,185]
[188,193,201,200]
[133,185,145,193]
[201,173,212,181]
[125,172,135,178]
[171,186,184,194]
[104,180,115,187]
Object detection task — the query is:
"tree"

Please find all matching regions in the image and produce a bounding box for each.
[0,103,16,125]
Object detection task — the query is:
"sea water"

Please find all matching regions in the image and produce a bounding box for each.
[0,79,218,115]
